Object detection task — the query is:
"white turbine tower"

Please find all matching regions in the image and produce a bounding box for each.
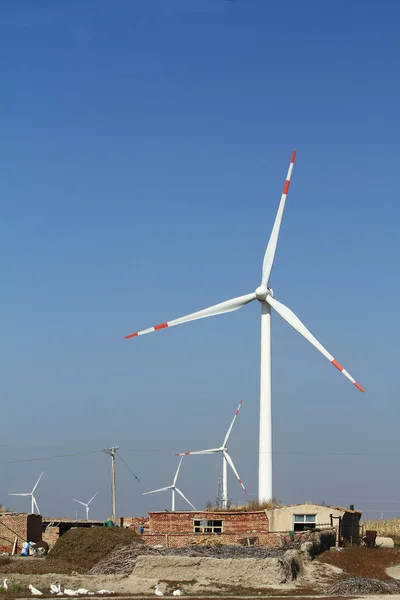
[72,493,97,520]
[9,472,44,514]
[143,457,196,511]
[176,400,245,508]
[125,150,364,501]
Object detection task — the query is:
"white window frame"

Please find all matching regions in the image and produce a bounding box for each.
[193,519,223,534]
[293,514,317,531]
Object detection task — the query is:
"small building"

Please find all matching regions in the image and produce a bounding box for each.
[142,503,361,548]
[144,510,282,548]
[0,512,42,554]
[265,503,361,542]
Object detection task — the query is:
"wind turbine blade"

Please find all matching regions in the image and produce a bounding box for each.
[8,493,29,496]
[261,150,296,287]
[73,499,87,507]
[125,293,256,339]
[87,493,98,505]
[175,488,196,510]
[143,486,171,495]
[173,456,183,486]
[267,295,364,392]
[175,449,220,456]
[223,451,247,493]
[31,472,44,494]
[33,496,40,514]
[223,400,243,447]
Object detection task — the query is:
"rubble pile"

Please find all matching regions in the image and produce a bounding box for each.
[327,577,400,596]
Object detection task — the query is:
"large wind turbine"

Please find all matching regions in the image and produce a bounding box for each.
[143,457,196,511]
[73,493,97,520]
[126,150,364,501]
[9,472,44,514]
[176,400,245,509]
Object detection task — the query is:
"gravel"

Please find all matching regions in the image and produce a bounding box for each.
[326,577,400,596]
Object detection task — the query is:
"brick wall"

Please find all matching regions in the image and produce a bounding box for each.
[142,531,282,548]
[148,511,269,534]
[0,513,42,554]
[118,516,148,531]
[42,526,60,550]
[142,511,334,549]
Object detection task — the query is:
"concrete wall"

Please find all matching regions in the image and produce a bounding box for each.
[265,503,361,540]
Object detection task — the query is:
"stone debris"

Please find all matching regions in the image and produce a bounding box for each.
[326,576,400,595]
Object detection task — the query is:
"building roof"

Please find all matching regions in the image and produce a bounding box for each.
[283,503,361,515]
[0,512,41,517]
[148,510,266,515]
[42,518,104,525]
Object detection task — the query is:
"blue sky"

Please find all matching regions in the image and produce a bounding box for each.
[1,0,399,521]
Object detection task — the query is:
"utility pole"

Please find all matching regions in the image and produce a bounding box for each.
[104,446,119,524]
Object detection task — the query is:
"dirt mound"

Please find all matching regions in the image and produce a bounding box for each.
[48,526,141,571]
[327,576,400,595]
[0,557,86,575]
[317,547,400,580]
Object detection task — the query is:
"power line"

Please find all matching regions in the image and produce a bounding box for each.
[121,447,400,457]
[0,449,104,465]
[116,451,140,482]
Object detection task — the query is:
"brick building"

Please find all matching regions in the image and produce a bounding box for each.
[0,513,42,554]
[142,510,280,548]
[141,504,359,548]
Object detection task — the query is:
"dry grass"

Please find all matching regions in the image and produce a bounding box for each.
[363,518,400,542]
[205,498,283,512]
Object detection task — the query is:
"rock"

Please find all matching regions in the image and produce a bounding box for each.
[376,536,394,548]
[300,542,314,560]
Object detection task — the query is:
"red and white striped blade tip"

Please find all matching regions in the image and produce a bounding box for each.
[331,359,364,392]
[125,322,167,339]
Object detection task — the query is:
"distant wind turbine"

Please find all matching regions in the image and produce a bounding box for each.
[72,493,97,520]
[9,472,43,514]
[143,457,195,511]
[176,400,245,508]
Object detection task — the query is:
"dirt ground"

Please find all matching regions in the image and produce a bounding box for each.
[0,557,342,597]
[1,530,400,597]
[316,547,400,580]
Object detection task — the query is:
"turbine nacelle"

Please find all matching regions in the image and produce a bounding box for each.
[255,285,273,301]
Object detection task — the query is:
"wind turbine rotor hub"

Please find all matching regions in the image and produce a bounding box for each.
[255,285,273,301]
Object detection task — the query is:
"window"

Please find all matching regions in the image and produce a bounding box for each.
[293,514,317,531]
[194,519,223,534]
